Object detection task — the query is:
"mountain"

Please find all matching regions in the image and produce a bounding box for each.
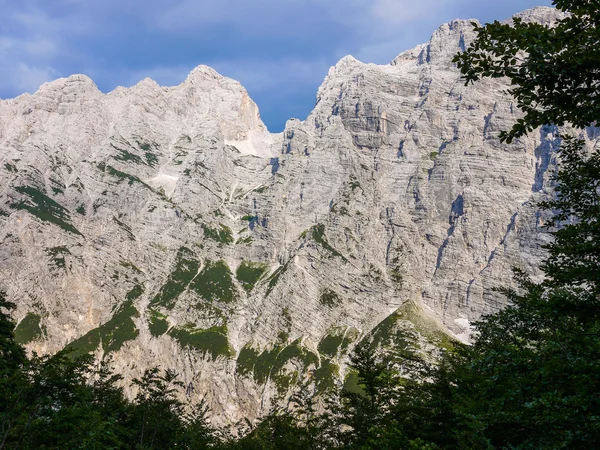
[0,7,571,425]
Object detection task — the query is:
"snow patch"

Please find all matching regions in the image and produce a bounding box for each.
[225,129,278,158]
[147,173,179,198]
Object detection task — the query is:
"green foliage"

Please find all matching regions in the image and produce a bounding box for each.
[396,301,456,351]
[145,150,159,167]
[201,223,234,245]
[151,246,199,309]
[319,288,341,307]
[453,1,600,143]
[236,236,253,245]
[422,4,600,447]
[442,136,600,449]
[236,345,260,377]
[265,263,289,296]
[113,146,144,164]
[14,313,43,345]
[311,224,347,261]
[152,251,236,311]
[66,300,139,356]
[46,245,70,270]
[252,345,284,385]
[189,259,237,304]
[236,340,318,388]
[10,186,82,236]
[313,358,339,393]
[0,292,223,449]
[348,179,361,192]
[98,162,147,187]
[318,334,344,359]
[3,5,600,447]
[0,293,27,370]
[540,136,600,294]
[168,324,233,360]
[148,310,169,337]
[126,284,144,301]
[236,261,269,292]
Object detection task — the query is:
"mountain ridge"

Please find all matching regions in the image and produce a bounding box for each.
[0,6,579,425]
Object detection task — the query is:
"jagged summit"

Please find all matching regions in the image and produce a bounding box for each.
[509,6,566,25]
[184,64,226,84]
[37,73,99,93]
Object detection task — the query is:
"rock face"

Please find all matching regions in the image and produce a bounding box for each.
[0,6,583,425]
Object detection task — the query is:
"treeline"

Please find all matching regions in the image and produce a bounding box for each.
[0,302,221,449]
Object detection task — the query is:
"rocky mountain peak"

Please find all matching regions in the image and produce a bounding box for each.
[1,7,589,427]
[510,6,566,25]
[184,64,227,85]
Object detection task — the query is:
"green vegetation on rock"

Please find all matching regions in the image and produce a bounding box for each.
[134,140,159,167]
[314,358,339,393]
[66,300,139,356]
[318,333,345,358]
[265,263,289,296]
[151,247,199,310]
[236,261,269,292]
[10,186,82,236]
[120,260,142,273]
[148,310,169,337]
[311,224,347,261]
[113,146,144,165]
[126,284,144,301]
[236,340,318,387]
[189,260,237,304]
[46,246,70,270]
[319,288,341,308]
[201,223,234,245]
[168,324,232,360]
[14,313,43,345]
[396,301,455,351]
[236,236,253,245]
[98,162,146,187]
[236,345,260,377]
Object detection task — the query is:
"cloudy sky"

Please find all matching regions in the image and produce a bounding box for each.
[0,0,552,131]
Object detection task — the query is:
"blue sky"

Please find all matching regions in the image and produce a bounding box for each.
[0,0,552,132]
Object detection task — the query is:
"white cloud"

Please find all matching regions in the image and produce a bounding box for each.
[369,0,453,25]
[13,63,59,93]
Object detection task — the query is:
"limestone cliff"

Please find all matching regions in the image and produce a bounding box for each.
[0,6,585,425]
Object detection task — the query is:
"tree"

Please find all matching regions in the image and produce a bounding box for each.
[0,292,28,449]
[130,367,187,449]
[453,0,600,143]
[447,1,600,447]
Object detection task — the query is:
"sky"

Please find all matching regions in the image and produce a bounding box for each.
[0,0,553,132]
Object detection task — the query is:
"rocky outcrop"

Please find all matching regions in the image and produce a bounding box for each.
[0,6,586,426]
